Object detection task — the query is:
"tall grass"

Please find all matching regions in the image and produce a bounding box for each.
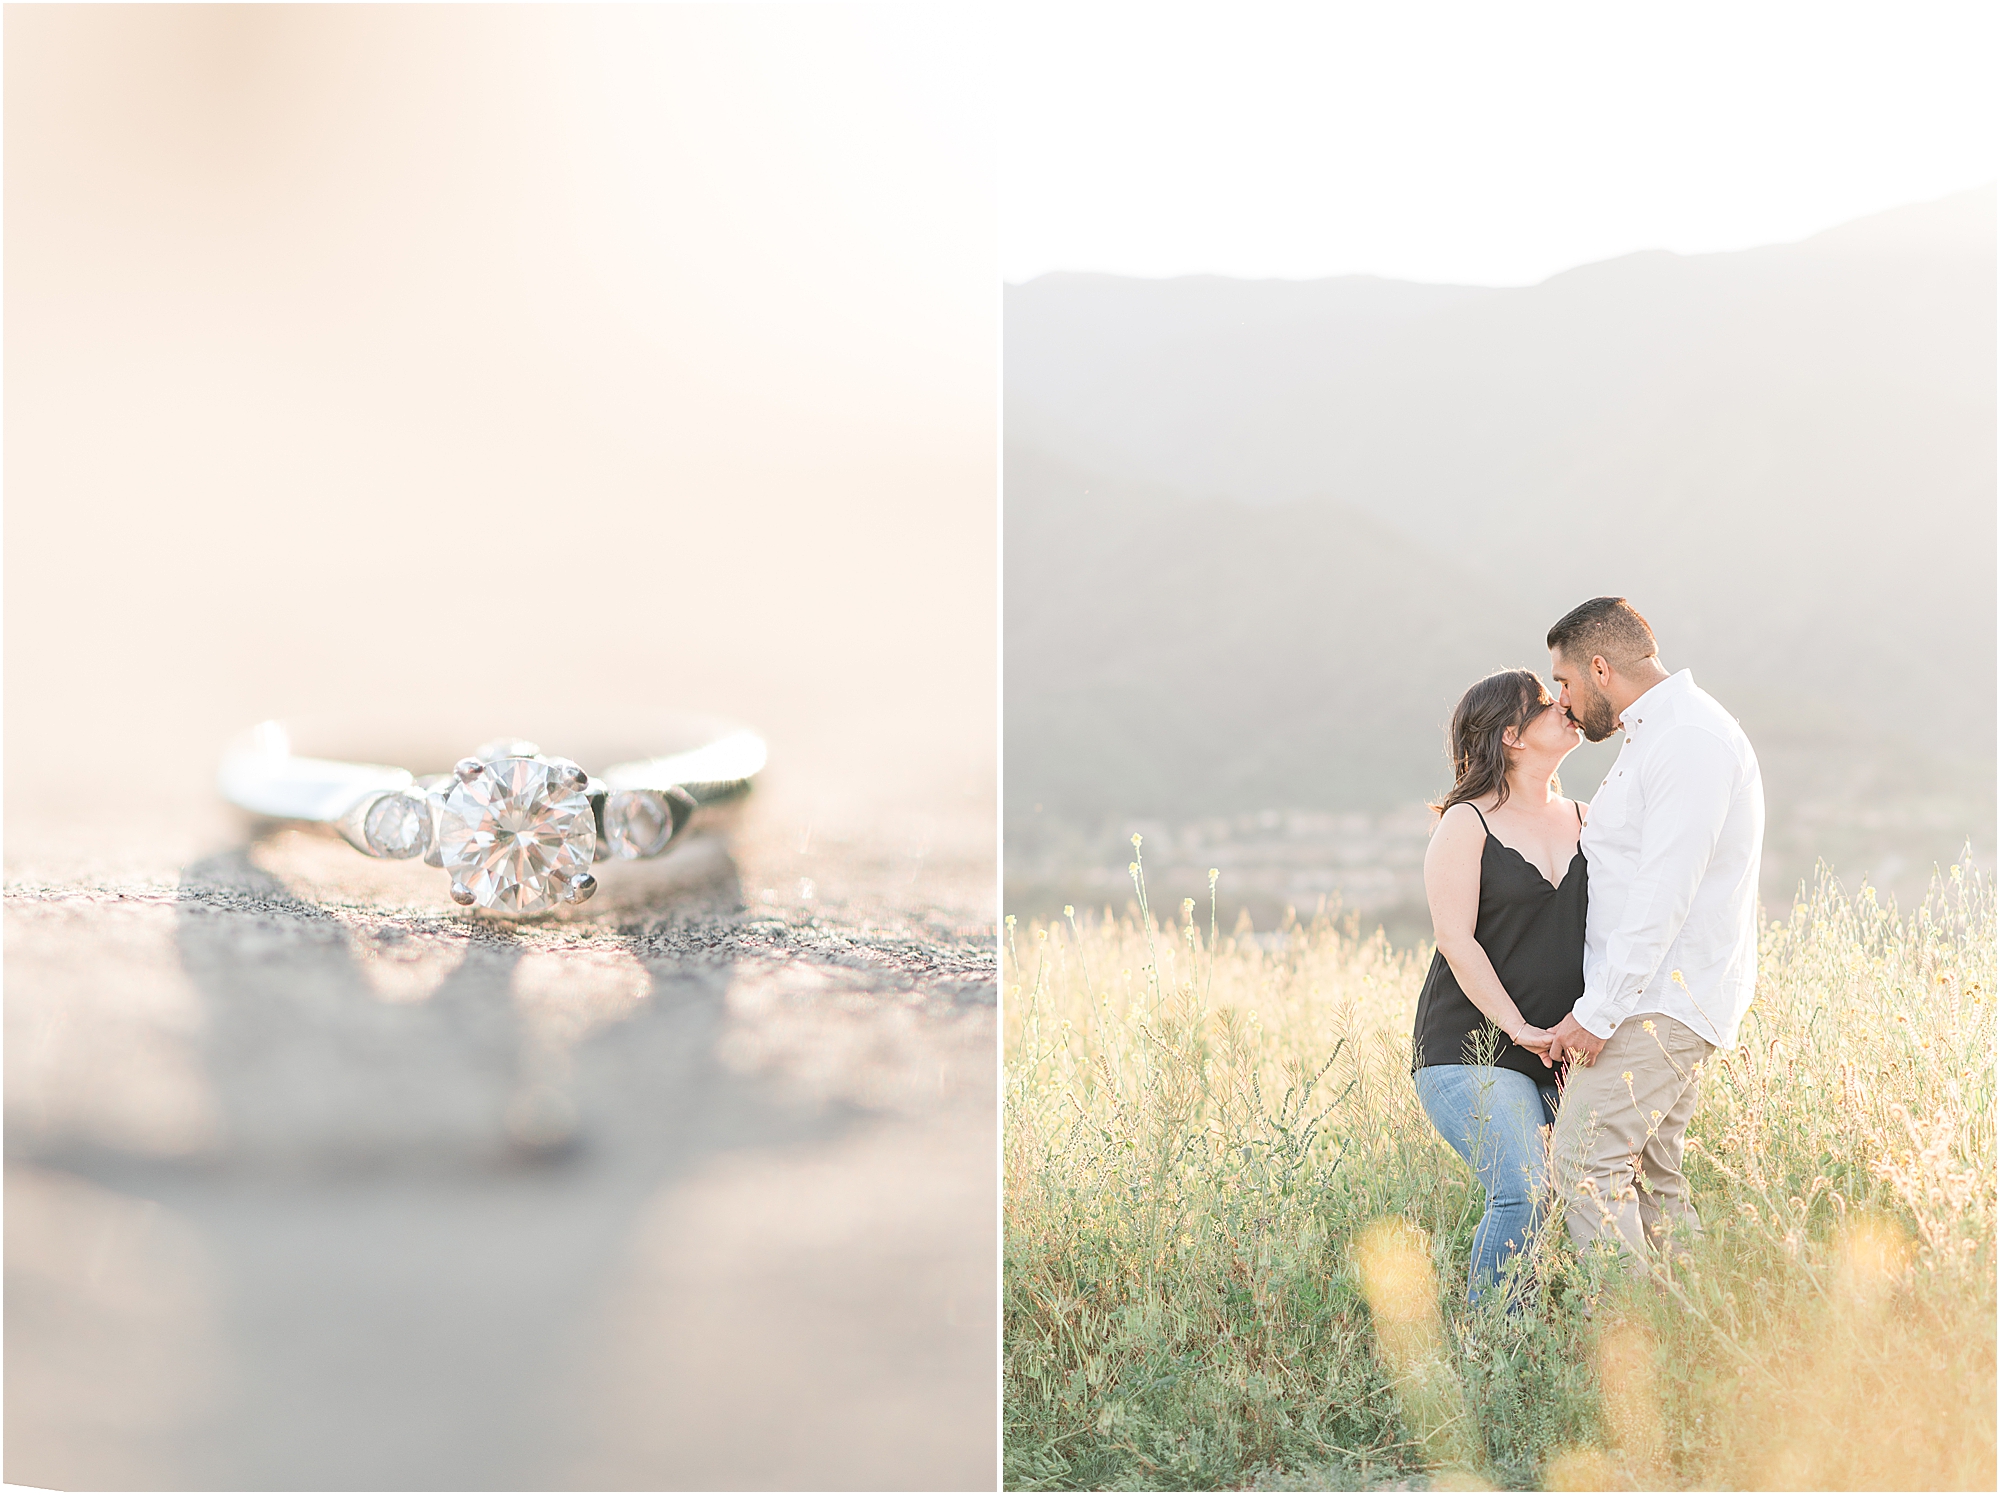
[1004,846,1995,1490]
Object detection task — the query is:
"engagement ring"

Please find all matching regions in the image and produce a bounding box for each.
[218,722,765,917]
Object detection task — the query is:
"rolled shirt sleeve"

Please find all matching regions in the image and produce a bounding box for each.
[1573,725,1738,1038]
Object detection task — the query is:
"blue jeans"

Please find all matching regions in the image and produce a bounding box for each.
[1414,1065,1560,1303]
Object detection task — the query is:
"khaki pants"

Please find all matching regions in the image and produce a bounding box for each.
[1551,1014,1716,1259]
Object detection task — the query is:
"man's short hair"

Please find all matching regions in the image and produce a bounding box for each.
[1546,597,1658,672]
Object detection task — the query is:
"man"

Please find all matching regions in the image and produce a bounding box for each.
[1543,597,1764,1263]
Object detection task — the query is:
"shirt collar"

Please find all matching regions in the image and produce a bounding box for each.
[1618,668,1693,737]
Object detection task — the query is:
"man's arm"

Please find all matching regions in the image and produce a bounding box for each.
[1572,725,1738,1039]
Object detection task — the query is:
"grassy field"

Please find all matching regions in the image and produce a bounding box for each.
[1003,847,1996,1490]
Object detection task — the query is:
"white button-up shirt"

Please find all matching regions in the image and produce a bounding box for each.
[1576,670,1765,1047]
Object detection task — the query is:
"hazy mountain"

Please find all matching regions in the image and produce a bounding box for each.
[1008,188,1994,917]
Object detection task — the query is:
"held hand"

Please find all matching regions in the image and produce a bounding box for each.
[1509,1024,1557,1059]
[1547,1012,1607,1068]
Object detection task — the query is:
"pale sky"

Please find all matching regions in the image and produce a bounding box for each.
[1000,0,1997,284]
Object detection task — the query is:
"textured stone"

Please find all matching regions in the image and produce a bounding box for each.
[437,758,595,915]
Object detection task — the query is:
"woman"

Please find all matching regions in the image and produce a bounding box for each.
[1412,667,1586,1303]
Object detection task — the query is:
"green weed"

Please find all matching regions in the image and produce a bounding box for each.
[1004,851,1996,1489]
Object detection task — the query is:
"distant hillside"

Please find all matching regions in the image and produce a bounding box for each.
[1007,188,1995,914]
[1008,444,1566,811]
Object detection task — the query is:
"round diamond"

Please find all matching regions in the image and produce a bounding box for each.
[604,789,673,859]
[363,792,430,859]
[437,757,596,916]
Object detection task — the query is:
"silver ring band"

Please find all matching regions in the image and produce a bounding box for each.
[218,722,765,917]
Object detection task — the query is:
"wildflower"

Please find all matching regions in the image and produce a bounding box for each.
[1643,1020,1657,1033]
[1064,905,1074,918]
[1131,833,1143,849]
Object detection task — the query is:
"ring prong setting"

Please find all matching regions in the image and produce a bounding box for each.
[562,872,598,906]
[454,757,485,783]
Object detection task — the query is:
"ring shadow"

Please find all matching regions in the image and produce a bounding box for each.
[85,834,881,1490]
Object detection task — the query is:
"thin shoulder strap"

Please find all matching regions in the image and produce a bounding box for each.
[1573,800,1584,827]
[1468,803,1490,833]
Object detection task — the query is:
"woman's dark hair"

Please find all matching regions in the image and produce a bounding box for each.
[1430,668,1558,815]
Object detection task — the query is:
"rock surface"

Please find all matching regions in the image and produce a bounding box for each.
[6,784,996,1491]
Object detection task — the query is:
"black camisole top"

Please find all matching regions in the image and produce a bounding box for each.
[1412,802,1587,1080]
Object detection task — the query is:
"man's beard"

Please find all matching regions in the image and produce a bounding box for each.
[1569,686,1618,743]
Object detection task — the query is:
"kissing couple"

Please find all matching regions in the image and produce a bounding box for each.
[1410,596,1765,1300]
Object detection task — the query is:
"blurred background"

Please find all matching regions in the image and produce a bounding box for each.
[1002,2,1995,939]
[6,6,995,1490]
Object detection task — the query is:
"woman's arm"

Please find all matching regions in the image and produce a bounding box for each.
[1423,804,1554,1058]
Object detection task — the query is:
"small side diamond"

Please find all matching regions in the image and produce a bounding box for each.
[604,789,672,859]
[364,793,430,859]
